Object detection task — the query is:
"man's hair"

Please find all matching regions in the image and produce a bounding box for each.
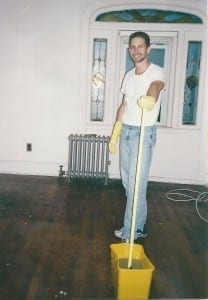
[129,31,150,47]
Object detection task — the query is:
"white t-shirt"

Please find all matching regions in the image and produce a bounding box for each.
[121,63,165,126]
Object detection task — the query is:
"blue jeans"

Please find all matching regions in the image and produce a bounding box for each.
[119,124,156,240]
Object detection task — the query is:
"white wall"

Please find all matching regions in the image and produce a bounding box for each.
[0,0,207,185]
[0,0,88,175]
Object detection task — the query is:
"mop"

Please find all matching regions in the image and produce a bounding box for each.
[110,96,156,299]
[127,96,154,269]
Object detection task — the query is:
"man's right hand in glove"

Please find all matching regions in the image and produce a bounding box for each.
[108,121,122,153]
[137,95,156,111]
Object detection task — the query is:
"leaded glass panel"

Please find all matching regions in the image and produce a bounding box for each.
[91,39,107,121]
[96,9,202,24]
[182,41,201,125]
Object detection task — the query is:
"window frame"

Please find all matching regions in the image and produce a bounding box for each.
[86,29,117,126]
[177,31,206,129]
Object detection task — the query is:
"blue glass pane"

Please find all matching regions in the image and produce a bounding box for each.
[182,41,201,125]
[148,49,164,67]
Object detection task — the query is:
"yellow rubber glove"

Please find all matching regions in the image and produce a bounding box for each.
[137,96,156,111]
[108,121,122,153]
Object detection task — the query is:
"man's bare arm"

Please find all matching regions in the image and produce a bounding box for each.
[146,80,165,100]
[116,95,126,121]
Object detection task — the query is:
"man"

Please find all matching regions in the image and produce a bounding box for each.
[109,31,165,242]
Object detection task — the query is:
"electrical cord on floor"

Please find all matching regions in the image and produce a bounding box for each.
[165,188,208,223]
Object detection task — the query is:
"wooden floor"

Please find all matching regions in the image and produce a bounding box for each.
[0,174,207,300]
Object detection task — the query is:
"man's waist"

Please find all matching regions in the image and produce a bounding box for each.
[122,123,155,129]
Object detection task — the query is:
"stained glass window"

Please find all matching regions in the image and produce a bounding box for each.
[90,39,107,121]
[96,9,202,24]
[182,41,202,125]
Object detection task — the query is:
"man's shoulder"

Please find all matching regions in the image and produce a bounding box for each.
[149,63,165,79]
[122,68,135,82]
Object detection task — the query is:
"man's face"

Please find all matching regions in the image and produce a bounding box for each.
[129,37,150,64]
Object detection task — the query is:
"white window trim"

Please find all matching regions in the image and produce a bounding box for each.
[86,29,119,128]
[177,31,206,129]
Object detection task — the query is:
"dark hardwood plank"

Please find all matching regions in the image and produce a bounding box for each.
[0,174,207,299]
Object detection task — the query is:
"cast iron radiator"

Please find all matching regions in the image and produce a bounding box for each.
[68,134,110,185]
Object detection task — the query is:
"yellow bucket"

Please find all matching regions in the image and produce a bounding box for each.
[110,243,155,300]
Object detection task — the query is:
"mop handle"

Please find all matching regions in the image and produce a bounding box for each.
[128,108,145,269]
